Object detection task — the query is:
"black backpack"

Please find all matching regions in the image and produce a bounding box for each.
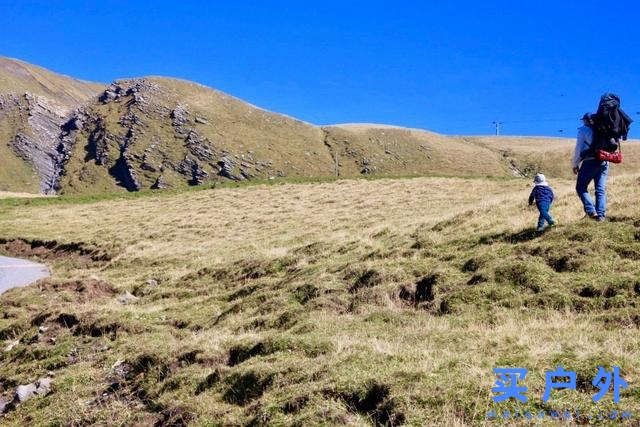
[590,93,633,153]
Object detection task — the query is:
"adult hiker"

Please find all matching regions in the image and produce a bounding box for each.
[572,94,633,222]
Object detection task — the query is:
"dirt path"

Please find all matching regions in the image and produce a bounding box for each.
[0,255,50,294]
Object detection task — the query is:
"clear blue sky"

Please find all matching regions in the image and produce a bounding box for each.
[2,1,639,136]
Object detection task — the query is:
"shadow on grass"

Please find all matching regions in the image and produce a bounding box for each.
[478,228,548,246]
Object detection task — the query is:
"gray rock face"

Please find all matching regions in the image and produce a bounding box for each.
[9,94,72,194]
[218,157,240,181]
[360,158,375,175]
[86,116,110,165]
[85,92,146,191]
[178,156,209,185]
[185,130,215,161]
[1,92,86,194]
[99,88,119,103]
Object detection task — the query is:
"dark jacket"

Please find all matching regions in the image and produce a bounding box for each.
[589,93,633,155]
[529,185,554,206]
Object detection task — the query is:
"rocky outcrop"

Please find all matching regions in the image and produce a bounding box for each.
[110,152,141,191]
[8,94,77,194]
[99,79,159,106]
[171,104,189,128]
[3,69,308,193]
[86,116,110,165]
[178,156,209,185]
[151,175,167,189]
[185,130,215,161]
[217,157,240,181]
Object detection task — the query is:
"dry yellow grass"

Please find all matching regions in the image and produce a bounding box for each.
[0,191,44,199]
[0,56,103,106]
[1,167,640,424]
[2,176,547,282]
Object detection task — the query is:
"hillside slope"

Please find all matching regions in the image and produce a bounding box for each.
[0,57,104,193]
[322,124,510,177]
[0,57,103,105]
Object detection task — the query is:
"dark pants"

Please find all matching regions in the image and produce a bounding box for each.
[537,202,554,229]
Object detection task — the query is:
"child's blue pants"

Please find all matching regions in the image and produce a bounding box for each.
[537,202,554,229]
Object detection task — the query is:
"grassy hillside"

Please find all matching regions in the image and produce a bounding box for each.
[0,113,41,194]
[1,169,639,425]
[322,125,510,178]
[0,57,103,107]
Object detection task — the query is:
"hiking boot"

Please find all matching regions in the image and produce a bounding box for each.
[536,226,545,232]
[596,216,606,222]
[588,212,599,220]
[549,222,557,228]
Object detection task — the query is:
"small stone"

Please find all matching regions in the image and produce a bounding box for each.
[36,377,53,395]
[195,116,208,124]
[13,377,53,403]
[16,384,38,403]
[0,395,8,414]
[4,340,19,352]
[112,360,132,380]
[116,291,139,305]
[146,279,159,287]
[141,159,157,172]
[38,326,49,334]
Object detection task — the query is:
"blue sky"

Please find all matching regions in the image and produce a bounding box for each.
[2,1,639,136]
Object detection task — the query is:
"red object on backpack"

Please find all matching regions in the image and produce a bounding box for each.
[596,147,622,164]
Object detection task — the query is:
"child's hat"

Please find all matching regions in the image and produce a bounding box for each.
[534,173,546,184]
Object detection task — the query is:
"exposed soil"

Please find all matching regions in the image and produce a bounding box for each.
[0,238,111,265]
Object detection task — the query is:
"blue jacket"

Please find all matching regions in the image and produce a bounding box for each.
[528,185,554,205]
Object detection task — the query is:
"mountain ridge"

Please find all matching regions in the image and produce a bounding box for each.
[1,56,637,195]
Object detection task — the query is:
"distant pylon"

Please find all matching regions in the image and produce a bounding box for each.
[492,121,503,136]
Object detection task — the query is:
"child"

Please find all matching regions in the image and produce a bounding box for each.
[528,173,556,231]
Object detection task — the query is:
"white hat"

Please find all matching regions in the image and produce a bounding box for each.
[534,173,547,185]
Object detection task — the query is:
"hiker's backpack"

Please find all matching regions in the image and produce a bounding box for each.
[590,93,633,154]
